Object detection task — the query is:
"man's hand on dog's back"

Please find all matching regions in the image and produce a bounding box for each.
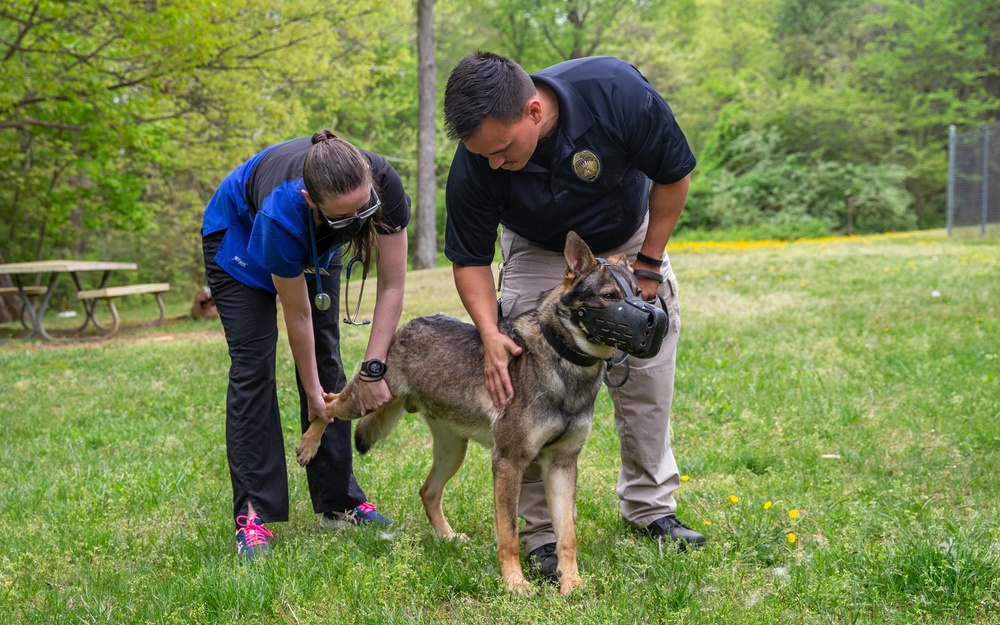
[453,264,523,409]
[483,330,522,409]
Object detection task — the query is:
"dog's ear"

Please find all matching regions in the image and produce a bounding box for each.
[563,231,597,278]
[605,253,628,268]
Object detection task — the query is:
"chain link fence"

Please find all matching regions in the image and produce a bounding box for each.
[948,121,1000,236]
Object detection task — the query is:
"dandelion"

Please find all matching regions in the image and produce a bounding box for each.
[789,509,799,519]
[680,475,690,482]
[787,532,797,544]
[703,520,711,526]
[730,494,739,503]
[764,501,772,509]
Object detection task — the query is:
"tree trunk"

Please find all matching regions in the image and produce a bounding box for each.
[412,0,438,270]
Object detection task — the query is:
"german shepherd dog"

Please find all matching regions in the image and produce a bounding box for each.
[296,232,643,595]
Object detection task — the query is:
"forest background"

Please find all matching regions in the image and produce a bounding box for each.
[1,0,998,318]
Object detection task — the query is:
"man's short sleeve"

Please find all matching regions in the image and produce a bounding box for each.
[611,64,696,185]
[444,145,503,266]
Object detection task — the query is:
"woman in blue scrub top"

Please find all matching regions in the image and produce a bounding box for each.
[201,129,410,559]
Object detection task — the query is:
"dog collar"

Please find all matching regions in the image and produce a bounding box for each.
[540,323,600,367]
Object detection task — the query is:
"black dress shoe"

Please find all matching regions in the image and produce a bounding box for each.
[640,514,706,550]
[527,542,559,582]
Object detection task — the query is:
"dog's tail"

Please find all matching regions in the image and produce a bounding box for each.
[354,397,408,454]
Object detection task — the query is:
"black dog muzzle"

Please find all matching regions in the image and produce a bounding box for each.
[572,259,668,359]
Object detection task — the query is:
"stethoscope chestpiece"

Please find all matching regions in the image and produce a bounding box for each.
[313,292,332,311]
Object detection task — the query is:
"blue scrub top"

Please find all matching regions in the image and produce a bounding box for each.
[203,136,410,292]
[444,56,696,266]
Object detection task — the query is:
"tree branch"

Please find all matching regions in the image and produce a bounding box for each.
[0,119,82,131]
[1,1,42,63]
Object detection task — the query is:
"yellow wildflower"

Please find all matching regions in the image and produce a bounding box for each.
[787,532,796,544]
[789,509,799,519]
[680,475,690,482]
[730,495,739,503]
[764,501,772,509]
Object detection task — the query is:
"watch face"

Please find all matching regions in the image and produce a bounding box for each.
[366,360,385,376]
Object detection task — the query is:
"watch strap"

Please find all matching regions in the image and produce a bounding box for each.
[632,268,664,283]
[635,251,664,267]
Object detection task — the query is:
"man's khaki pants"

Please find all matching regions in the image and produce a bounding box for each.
[499,221,682,553]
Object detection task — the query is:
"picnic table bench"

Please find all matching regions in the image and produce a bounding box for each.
[75,282,171,338]
[0,286,48,330]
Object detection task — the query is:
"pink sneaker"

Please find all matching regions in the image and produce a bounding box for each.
[235,515,273,560]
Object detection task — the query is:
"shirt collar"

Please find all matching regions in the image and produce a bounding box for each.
[530,73,595,141]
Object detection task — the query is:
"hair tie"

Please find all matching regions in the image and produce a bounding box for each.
[311,129,339,145]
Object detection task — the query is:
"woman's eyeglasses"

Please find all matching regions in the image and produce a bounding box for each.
[319,185,381,231]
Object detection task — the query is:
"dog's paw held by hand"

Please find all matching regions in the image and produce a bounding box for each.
[294,445,312,467]
[295,439,319,466]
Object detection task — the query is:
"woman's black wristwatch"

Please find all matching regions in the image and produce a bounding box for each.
[359,359,388,381]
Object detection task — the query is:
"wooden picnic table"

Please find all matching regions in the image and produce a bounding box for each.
[0,260,140,340]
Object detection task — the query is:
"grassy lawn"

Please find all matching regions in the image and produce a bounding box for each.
[1,230,998,624]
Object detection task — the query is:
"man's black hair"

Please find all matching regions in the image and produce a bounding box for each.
[443,51,537,141]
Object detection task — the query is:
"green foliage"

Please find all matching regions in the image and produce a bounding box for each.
[684,127,916,235]
[613,0,998,236]
[0,0,411,265]
[487,0,642,67]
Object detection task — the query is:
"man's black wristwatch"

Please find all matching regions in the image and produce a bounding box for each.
[635,251,664,267]
[359,359,388,381]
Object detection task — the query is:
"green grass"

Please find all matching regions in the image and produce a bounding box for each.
[2,229,999,624]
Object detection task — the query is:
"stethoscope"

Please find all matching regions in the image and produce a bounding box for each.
[307,206,370,325]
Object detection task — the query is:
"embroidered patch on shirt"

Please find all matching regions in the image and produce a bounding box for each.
[572,149,602,182]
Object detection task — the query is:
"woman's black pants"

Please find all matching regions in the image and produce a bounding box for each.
[203,232,366,523]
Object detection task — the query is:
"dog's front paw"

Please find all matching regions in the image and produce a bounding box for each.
[505,576,532,595]
[559,574,585,596]
[442,532,469,543]
[295,440,318,466]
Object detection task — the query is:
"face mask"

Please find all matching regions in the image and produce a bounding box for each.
[331,215,367,237]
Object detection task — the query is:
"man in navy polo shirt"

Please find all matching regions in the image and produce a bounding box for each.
[443,51,705,581]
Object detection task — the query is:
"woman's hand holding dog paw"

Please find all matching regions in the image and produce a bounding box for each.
[307,392,331,424]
